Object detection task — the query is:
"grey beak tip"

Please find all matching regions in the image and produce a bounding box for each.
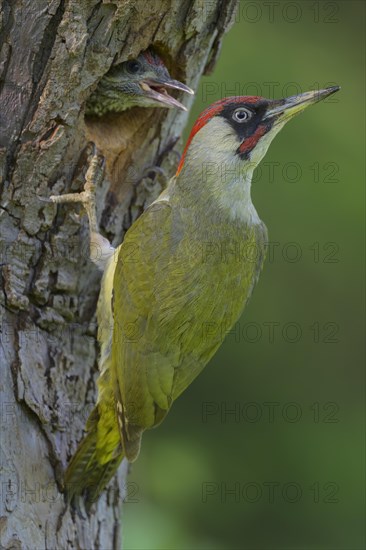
[176,83,195,96]
[166,79,194,95]
[324,85,340,96]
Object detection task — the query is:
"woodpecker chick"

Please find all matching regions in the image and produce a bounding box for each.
[86,50,194,116]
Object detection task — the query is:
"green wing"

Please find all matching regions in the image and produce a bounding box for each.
[111,198,266,455]
[112,201,178,431]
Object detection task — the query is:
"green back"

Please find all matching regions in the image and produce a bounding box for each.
[111,195,268,451]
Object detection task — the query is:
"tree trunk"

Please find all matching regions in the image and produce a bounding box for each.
[0,0,237,548]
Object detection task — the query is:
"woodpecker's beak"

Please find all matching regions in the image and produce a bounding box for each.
[263,86,340,125]
[140,78,194,111]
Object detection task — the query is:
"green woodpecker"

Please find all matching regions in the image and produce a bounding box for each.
[56,86,339,507]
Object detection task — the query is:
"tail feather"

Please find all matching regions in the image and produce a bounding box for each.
[64,423,123,510]
[84,453,123,506]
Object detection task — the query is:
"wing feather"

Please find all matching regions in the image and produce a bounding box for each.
[112,198,267,434]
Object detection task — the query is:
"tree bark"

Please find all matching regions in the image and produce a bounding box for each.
[0,0,237,547]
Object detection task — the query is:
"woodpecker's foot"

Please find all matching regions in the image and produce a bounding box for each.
[48,144,114,270]
[49,143,104,235]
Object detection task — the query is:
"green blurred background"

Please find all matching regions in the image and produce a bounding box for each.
[124,2,365,548]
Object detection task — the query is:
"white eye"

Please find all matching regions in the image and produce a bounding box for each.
[232,108,252,123]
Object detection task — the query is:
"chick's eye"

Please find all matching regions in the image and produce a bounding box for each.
[125,60,141,74]
[233,108,252,123]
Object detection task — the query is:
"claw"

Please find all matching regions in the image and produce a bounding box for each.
[86,141,97,156]
[37,195,53,204]
[140,166,166,181]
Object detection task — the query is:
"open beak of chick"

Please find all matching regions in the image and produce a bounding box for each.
[140,78,194,111]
